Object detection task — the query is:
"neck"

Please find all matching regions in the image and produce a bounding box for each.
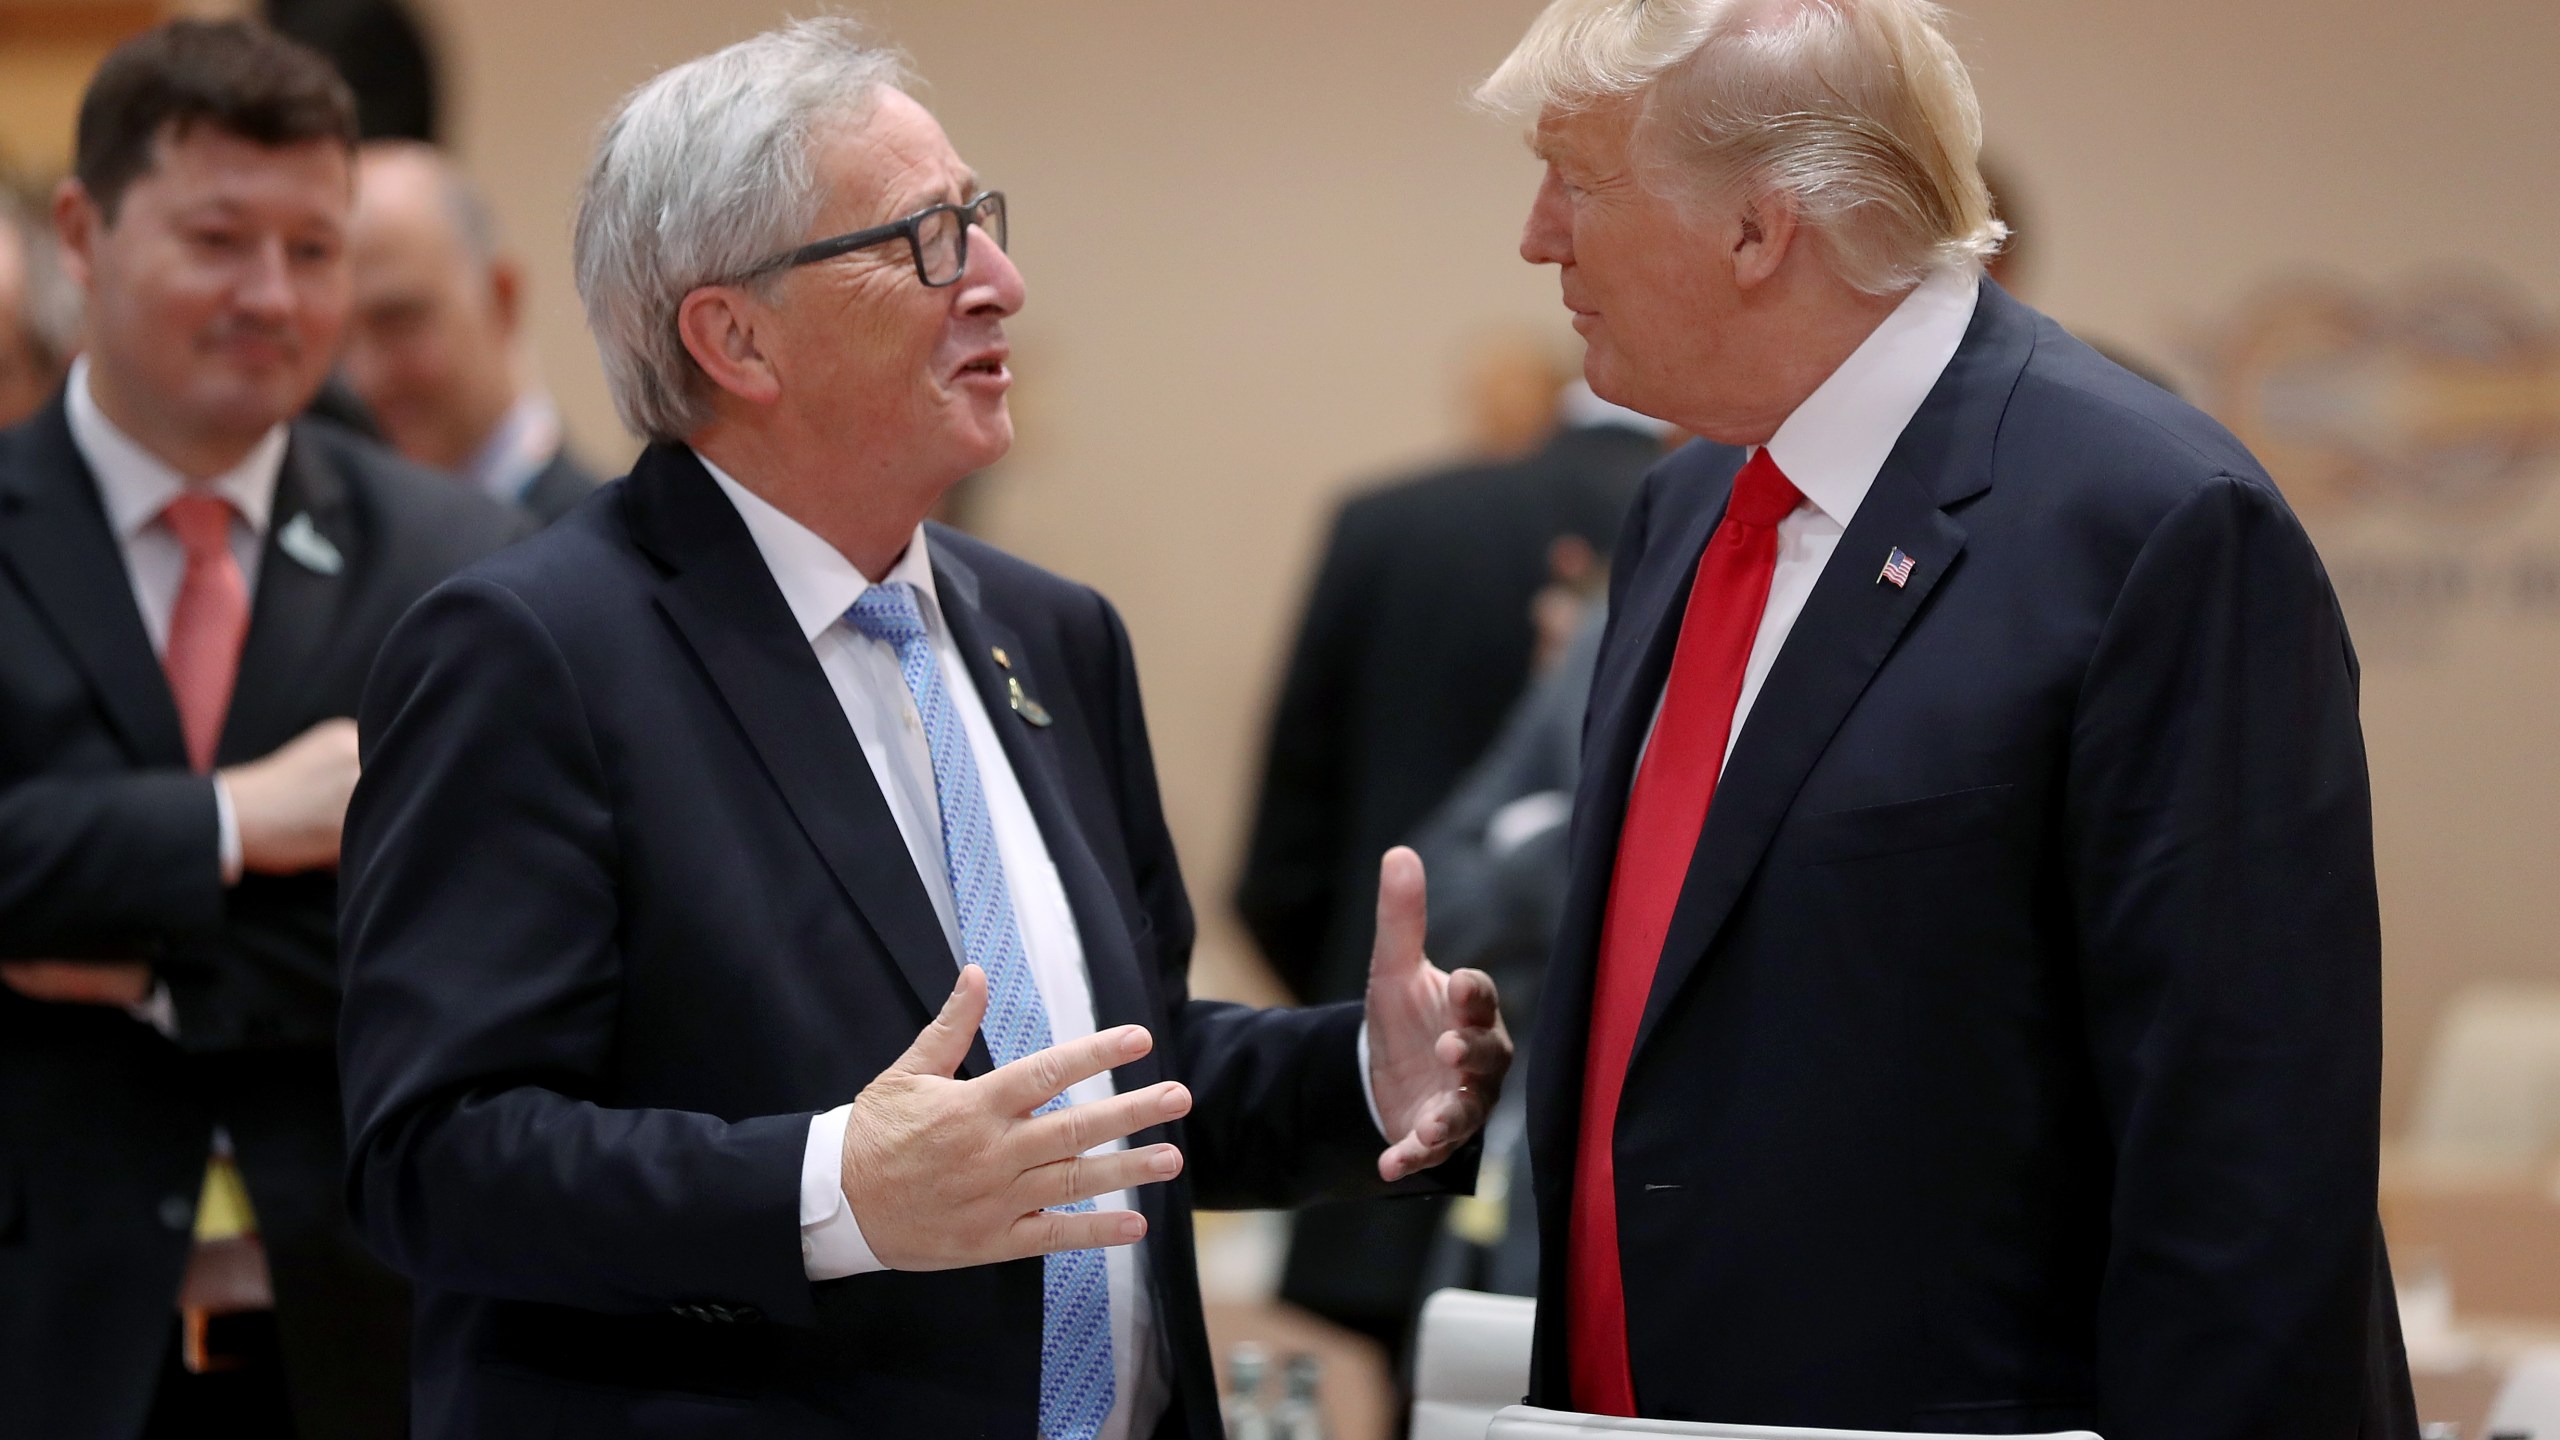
[1690,274,1908,449]
[85,356,273,483]
[692,416,947,582]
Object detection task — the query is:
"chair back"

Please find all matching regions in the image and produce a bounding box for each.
[1412,1289,1539,1440]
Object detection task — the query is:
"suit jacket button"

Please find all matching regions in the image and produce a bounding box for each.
[158,1195,194,1231]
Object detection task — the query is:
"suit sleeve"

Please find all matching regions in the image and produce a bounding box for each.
[1089,591,1466,1209]
[0,770,223,958]
[1232,501,1371,997]
[338,576,817,1324]
[2067,474,2385,1439]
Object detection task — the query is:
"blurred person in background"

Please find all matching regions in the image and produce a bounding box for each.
[0,21,522,1438]
[0,182,83,428]
[334,20,1506,1438]
[1476,0,2413,1434]
[343,140,600,523]
[1235,338,1663,1369]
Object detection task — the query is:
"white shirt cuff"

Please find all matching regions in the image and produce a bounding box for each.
[800,1104,887,1279]
[1356,1020,1389,1141]
[211,775,242,886]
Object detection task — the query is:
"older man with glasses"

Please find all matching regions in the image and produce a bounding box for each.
[335,18,1509,1440]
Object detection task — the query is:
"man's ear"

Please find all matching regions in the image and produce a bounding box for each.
[488,257,524,339]
[676,284,782,408]
[1728,188,1800,293]
[50,178,101,294]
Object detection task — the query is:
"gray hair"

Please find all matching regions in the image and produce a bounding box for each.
[1,184,83,370]
[1477,0,2006,296]
[573,16,911,441]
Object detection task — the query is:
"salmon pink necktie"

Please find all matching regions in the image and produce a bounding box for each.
[160,494,248,773]
[1567,449,1802,1415]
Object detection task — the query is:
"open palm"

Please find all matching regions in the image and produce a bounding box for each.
[1364,846,1512,1182]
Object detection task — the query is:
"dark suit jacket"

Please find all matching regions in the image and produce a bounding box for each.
[0,394,525,1440]
[337,444,1432,1439]
[515,443,601,526]
[1527,281,2417,1438]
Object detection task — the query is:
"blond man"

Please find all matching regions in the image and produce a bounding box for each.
[1477,1,2414,1434]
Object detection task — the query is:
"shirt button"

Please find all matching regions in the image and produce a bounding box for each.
[159,1195,194,1231]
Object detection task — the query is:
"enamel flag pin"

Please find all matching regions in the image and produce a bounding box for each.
[1878,547,1916,588]
[278,513,343,575]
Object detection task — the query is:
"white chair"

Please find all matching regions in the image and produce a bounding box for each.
[2407,982,2560,1168]
[2487,1344,2560,1436]
[1488,1407,2102,1440]
[1412,1288,1539,1440]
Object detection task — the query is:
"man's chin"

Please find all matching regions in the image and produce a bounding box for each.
[195,372,325,438]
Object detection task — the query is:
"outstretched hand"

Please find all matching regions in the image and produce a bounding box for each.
[1363,846,1512,1182]
[838,965,1193,1270]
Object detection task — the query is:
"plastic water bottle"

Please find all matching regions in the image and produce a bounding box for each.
[1271,1352,1328,1440]
[1224,1343,1274,1440]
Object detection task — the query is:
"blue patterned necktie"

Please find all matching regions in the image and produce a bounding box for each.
[845,582,1115,1440]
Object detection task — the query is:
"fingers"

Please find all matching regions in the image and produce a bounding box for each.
[1018,1142,1185,1212]
[1368,845,1428,982]
[1378,1088,1492,1183]
[1444,967,1502,1030]
[892,966,989,1078]
[981,1024,1154,1115]
[1434,1025,1512,1080]
[1016,1081,1192,1165]
[1007,1204,1149,1259]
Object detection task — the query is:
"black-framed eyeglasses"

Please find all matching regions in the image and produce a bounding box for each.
[743,191,1007,288]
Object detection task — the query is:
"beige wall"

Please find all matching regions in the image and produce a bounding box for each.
[406,0,2560,1124]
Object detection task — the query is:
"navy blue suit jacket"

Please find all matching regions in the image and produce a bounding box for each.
[338,445,1416,1438]
[1526,282,2417,1437]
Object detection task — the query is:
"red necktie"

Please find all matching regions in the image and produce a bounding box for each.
[1568,449,1802,1415]
[160,494,249,774]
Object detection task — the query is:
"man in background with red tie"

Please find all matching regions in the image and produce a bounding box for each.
[0,21,521,1438]
[1476,1,2416,1435]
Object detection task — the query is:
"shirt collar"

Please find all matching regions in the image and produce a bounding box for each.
[1761,265,1980,529]
[461,392,565,504]
[66,355,288,541]
[695,450,940,643]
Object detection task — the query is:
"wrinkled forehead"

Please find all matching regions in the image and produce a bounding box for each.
[810,90,979,228]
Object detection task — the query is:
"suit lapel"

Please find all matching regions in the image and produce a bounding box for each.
[222,429,355,762]
[931,541,1166,1098]
[0,398,188,767]
[631,447,994,1073]
[1625,279,2031,1072]
[1526,444,1743,1185]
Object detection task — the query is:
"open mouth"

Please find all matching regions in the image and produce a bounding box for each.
[958,358,1006,377]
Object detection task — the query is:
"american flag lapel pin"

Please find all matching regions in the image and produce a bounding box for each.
[1879,547,1916,587]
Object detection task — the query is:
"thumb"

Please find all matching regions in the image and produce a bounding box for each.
[894,964,987,1078]
[1369,846,1428,983]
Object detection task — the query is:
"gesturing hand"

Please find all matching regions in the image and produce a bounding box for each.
[0,960,152,1007]
[222,718,361,875]
[1365,846,1513,1182]
[839,964,1193,1271]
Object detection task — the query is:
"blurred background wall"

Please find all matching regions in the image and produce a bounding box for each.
[6,0,2557,1135]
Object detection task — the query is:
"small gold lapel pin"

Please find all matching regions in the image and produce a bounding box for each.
[991,646,1011,669]
[1007,675,1052,727]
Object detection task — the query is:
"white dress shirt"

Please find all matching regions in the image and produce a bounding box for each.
[63,356,283,893]
[700,461,1169,1440]
[1654,266,1980,777]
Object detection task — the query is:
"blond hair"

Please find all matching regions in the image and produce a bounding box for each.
[1477,0,2005,295]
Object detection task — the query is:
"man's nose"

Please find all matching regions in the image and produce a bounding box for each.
[232,236,297,317]
[957,223,1025,318]
[1521,171,1572,267]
